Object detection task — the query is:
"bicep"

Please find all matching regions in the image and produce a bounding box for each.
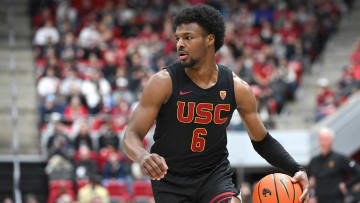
[126,100,160,139]
[234,74,267,141]
[126,71,171,140]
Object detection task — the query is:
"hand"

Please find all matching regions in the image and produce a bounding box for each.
[291,170,310,203]
[339,182,348,195]
[139,153,168,181]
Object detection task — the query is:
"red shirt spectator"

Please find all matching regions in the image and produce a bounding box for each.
[64,96,88,122]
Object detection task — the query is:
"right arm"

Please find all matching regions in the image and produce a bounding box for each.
[122,69,172,180]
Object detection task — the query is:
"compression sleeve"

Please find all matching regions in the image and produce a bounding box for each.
[251,132,305,175]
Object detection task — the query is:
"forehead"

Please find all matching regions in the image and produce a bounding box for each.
[175,22,206,36]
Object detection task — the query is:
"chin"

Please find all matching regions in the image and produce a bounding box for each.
[179,59,198,68]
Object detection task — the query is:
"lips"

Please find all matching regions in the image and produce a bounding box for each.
[178,51,188,60]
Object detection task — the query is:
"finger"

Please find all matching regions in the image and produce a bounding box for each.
[153,155,168,174]
[147,157,163,178]
[142,161,161,179]
[160,156,168,170]
[152,154,168,170]
[147,157,166,177]
[299,187,310,202]
[142,165,157,180]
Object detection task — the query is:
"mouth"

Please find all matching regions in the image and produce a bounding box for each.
[178,51,188,61]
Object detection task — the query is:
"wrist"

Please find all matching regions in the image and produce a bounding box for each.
[136,151,150,164]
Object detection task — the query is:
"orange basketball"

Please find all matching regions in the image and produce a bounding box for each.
[252,173,302,203]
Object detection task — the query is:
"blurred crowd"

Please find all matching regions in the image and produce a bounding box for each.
[315,38,360,121]
[28,0,355,202]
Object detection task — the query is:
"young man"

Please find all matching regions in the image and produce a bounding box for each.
[122,4,310,203]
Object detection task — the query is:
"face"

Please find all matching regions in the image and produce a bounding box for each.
[318,130,333,155]
[175,23,213,68]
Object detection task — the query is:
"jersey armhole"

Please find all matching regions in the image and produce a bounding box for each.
[162,64,178,105]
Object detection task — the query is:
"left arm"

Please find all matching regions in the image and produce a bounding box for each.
[233,73,309,202]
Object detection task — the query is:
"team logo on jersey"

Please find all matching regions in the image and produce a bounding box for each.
[220,91,226,100]
[328,160,335,168]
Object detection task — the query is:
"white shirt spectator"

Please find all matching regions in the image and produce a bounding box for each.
[81,76,111,108]
[34,21,60,46]
[60,72,83,96]
[38,69,60,97]
[56,0,77,25]
[78,24,100,48]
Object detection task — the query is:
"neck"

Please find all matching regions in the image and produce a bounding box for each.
[186,54,217,79]
[321,150,331,156]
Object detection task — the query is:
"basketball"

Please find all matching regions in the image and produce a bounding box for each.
[252,173,302,203]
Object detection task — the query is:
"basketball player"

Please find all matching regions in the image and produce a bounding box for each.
[122,4,310,203]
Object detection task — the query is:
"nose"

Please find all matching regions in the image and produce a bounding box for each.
[177,38,185,50]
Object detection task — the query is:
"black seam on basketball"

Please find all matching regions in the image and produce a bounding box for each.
[279,177,290,199]
[273,174,280,203]
[289,176,296,203]
[258,180,262,203]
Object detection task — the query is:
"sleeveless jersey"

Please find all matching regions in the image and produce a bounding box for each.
[150,62,237,176]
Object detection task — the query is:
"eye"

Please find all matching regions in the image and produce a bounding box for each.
[175,37,179,42]
[185,36,192,40]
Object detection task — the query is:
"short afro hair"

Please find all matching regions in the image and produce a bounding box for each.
[173,4,225,52]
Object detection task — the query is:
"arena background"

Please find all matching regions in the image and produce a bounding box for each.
[0,0,360,202]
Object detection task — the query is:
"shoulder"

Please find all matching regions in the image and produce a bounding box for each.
[232,72,256,109]
[232,72,252,93]
[142,69,172,104]
[310,155,321,163]
[332,151,348,160]
[148,69,172,87]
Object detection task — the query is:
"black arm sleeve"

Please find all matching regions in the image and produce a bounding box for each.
[251,132,305,176]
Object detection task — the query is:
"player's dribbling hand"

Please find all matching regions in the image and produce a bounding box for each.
[291,170,310,203]
[139,153,168,181]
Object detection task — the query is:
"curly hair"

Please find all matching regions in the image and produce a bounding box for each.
[173,4,225,52]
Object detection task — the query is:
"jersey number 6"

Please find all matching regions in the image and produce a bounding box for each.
[191,128,207,152]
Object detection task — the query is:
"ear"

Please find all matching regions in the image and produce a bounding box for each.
[207,34,215,48]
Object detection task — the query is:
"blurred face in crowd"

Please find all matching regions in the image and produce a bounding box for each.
[175,23,213,68]
[80,124,88,136]
[79,145,90,160]
[318,128,334,155]
[70,96,80,107]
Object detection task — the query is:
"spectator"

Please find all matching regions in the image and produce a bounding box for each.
[78,22,100,49]
[102,51,118,86]
[39,94,64,126]
[78,175,110,203]
[74,123,93,150]
[24,194,39,203]
[308,127,360,203]
[47,122,74,160]
[75,145,98,181]
[64,95,88,123]
[45,154,73,180]
[59,33,78,61]
[56,194,73,203]
[59,69,82,97]
[33,20,60,46]
[98,123,120,150]
[315,78,336,121]
[102,151,129,184]
[81,69,111,114]
[240,182,252,203]
[113,67,135,105]
[126,52,146,92]
[37,68,60,97]
[2,198,13,203]
[110,99,130,133]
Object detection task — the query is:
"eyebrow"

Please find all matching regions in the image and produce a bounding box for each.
[174,31,195,37]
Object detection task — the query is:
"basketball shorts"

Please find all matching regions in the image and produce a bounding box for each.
[151,159,239,203]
